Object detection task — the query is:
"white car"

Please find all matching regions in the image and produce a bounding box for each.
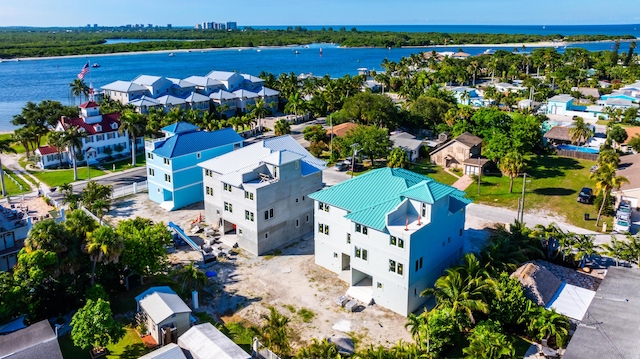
[613,218,631,233]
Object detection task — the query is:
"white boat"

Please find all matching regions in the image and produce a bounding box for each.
[303,45,310,49]
[168,53,175,57]
[92,63,100,68]
[257,49,262,52]
[295,50,300,54]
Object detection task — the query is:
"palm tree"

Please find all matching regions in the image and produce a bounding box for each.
[571,234,600,268]
[405,311,428,351]
[525,307,570,348]
[569,117,593,145]
[119,110,145,166]
[421,267,491,325]
[531,223,564,259]
[24,219,69,253]
[498,151,524,193]
[64,209,99,242]
[590,163,629,226]
[273,120,291,136]
[296,338,341,359]
[0,139,17,196]
[260,307,291,357]
[180,262,207,293]
[61,126,86,181]
[387,147,408,168]
[600,236,627,266]
[462,322,515,359]
[284,92,307,118]
[92,199,111,222]
[250,98,270,132]
[85,226,123,285]
[70,79,90,104]
[47,131,66,167]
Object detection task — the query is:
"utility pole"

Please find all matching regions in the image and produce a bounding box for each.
[519,173,527,222]
[477,157,481,196]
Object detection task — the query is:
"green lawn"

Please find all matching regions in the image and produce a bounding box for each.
[595,119,637,128]
[58,327,149,359]
[407,159,459,186]
[0,167,31,197]
[466,155,612,230]
[107,153,147,172]
[29,166,107,188]
[0,133,48,154]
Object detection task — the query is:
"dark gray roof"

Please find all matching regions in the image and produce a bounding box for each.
[564,267,640,359]
[0,320,63,359]
[455,132,483,147]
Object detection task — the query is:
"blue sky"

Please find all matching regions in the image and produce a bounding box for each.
[2,0,639,27]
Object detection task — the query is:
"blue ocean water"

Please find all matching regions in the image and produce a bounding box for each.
[0,24,638,131]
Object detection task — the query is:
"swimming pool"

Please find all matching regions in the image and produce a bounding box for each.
[556,144,600,154]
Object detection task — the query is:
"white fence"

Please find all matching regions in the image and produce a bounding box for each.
[252,337,282,359]
[110,181,147,199]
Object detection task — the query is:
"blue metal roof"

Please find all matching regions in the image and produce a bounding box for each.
[309,168,471,231]
[153,127,243,158]
[161,121,199,135]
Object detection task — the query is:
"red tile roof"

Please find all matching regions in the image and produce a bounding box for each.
[61,113,121,135]
[36,145,63,155]
[78,101,100,109]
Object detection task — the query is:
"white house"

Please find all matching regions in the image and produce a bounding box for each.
[199,135,325,255]
[34,146,69,169]
[101,80,148,104]
[390,132,423,162]
[136,287,192,346]
[54,101,139,164]
[132,75,174,97]
[309,168,472,316]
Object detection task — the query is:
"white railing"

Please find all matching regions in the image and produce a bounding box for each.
[252,337,281,359]
[110,181,148,199]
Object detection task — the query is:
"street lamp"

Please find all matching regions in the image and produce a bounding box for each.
[350,143,359,178]
[517,173,532,223]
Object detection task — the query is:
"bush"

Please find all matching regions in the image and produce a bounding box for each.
[593,192,615,217]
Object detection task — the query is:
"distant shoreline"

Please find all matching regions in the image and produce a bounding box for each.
[1,39,632,62]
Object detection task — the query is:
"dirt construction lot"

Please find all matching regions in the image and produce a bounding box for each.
[106,194,491,349]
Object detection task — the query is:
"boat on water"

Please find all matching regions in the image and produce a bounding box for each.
[92,63,100,68]
[257,49,262,52]
[303,45,310,49]
[168,53,175,57]
[295,50,300,55]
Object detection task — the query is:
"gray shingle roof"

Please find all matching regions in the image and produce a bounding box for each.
[0,320,63,359]
[564,267,640,359]
[101,80,147,93]
[454,132,483,147]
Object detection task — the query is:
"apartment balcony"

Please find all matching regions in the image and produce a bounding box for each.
[145,138,167,151]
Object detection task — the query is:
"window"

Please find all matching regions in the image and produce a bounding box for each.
[415,257,423,272]
[196,152,201,159]
[362,226,368,235]
[244,191,253,200]
[205,169,213,177]
[245,210,254,221]
[422,203,427,217]
[377,282,383,289]
[355,247,362,258]
[333,252,338,258]
[107,133,115,139]
[265,233,269,239]
[318,202,330,213]
[306,215,309,222]
[317,223,329,235]
[147,153,154,159]
[448,237,451,243]
[398,238,404,248]
[149,168,155,176]
[355,224,361,233]
[96,134,104,141]
[295,198,298,203]
[460,228,463,236]
[347,233,351,244]
[224,202,232,212]
[296,219,299,227]
[206,186,213,196]
[362,249,368,261]
[390,236,397,246]
[164,158,171,165]
[223,183,232,192]
[264,208,274,220]
[164,174,171,182]
[390,260,403,275]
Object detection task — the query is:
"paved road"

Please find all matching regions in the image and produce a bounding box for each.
[47,167,147,203]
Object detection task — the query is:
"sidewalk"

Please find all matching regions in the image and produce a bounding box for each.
[1,154,39,192]
[451,174,474,191]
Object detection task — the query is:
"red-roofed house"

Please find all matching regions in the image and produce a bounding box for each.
[34,146,70,169]
[54,101,143,165]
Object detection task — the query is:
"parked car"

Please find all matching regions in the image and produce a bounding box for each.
[616,202,632,220]
[613,218,631,233]
[333,162,349,171]
[577,187,593,204]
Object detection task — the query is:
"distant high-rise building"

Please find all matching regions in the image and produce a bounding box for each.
[195,24,202,29]
[167,24,172,28]
[86,24,91,28]
[148,24,153,28]
[226,22,237,30]
[93,24,98,28]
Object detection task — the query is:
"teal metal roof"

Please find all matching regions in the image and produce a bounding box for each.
[345,198,402,232]
[310,167,471,231]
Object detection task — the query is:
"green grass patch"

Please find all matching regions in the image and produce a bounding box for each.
[595,119,637,128]
[192,312,255,354]
[297,308,315,323]
[105,153,147,172]
[58,327,149,359]
[0,168,30,197]
[0,132,48,154]
[467,155,612,230]
[29,166,107,187]
[407,159,459,186]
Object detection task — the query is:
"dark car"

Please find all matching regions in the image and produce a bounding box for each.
[577,187,593,204]
[333,162,349,171]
